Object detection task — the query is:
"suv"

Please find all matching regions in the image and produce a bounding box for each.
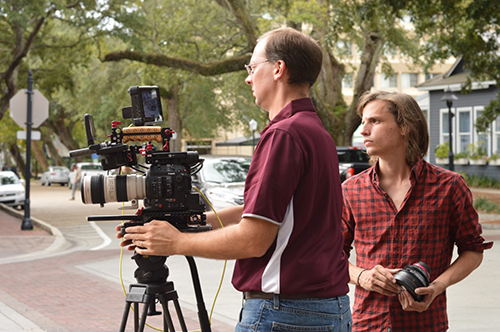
[68,162,106,189]
[337,146,371,182]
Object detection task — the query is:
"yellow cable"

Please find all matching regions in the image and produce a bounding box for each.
[192,187,227,324]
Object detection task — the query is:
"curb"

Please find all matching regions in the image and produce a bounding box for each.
[0,204,69,265]
[0,203,63,236]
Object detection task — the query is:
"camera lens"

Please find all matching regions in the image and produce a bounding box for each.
[81,174,147,204]
[394,261,431,301]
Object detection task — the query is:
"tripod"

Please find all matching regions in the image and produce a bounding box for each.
[119,254,212,332]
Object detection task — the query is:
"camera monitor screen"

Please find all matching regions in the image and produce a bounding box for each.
[128,86,164,126]
[141,88,163,125]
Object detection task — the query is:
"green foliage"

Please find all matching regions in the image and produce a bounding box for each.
[488,152,500,162]
[434,142,449,158]
[473,197,500,214]
[467,141,487,160]
[454,151,469,159]
[461,173,500,189]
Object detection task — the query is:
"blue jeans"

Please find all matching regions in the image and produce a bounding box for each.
[235,295,352,332]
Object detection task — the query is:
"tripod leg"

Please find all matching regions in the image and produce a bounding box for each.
[158,293,188,332]
[158,296,175,332]
[119,303,132,332]
[137,294,152,332]
[172,298,189,332]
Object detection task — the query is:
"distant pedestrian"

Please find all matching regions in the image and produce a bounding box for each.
[70,165,81,200]
[342,90,493,331]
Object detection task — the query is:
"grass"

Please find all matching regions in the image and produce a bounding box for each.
[457,173,500,213]
[473,197,500,214]
[460,173,500,189]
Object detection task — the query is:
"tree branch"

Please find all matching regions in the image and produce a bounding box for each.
[103,50,251,76]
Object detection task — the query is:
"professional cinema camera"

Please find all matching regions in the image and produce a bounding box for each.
[69,86,211,332]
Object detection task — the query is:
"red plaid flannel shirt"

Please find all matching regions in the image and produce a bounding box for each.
[342,159,493,332]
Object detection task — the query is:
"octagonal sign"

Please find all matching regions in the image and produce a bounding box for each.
[10,89,49,128]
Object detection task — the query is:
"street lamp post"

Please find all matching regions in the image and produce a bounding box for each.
[249,119,258,154]
[441,87,458,171]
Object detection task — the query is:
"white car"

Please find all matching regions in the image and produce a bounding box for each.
[192,155,251,211]
[40,166,70,186]
[68,162,106,189]
[0,171,25,209]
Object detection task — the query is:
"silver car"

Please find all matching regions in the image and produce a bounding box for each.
[40,166,70,186]
[192,155,251,211]
[0,171,25,209]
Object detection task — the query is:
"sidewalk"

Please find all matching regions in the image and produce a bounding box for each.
[0,206,236,332]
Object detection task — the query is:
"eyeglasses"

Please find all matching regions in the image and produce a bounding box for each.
[244,60,271,76]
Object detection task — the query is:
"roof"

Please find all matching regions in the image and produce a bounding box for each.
[418,57,496,92]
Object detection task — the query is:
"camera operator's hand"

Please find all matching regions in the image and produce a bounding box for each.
[398,281,446,312]
[356,264,402,297]
[115,220,183,256]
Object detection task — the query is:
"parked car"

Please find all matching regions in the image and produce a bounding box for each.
[40,166,70,186]
[0,171,25,209]
[337,146,371,182]
[68,162,106,189]
[192,155,251,211]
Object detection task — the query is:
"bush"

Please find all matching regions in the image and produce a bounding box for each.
[473,197,500,214]
[460,173,500,189]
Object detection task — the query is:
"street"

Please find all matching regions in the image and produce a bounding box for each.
[0,181,499,331]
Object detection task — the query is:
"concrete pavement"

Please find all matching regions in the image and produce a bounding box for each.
[1,202,499,331]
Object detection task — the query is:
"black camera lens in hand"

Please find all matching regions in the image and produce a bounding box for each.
[394,262,431,302]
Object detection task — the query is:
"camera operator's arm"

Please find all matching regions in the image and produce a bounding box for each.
[116,216,279,260]
[398,250,483,313]
[351,262,402,296]
[205,205,244,230]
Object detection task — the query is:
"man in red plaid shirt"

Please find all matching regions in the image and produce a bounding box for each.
[342,91,493,331]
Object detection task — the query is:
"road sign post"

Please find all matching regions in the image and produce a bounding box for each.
[9,70,49,230]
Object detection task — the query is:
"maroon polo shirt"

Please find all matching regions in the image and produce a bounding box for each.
[232,98,349,298]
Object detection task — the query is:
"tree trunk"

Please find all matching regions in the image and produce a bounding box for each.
[42,131,65,166]
[9,143,27,179]
[313,44,348,145]
[44,106,80,152]
[166,84,182,152]
[343,31,384,145]
[31,140,49,177]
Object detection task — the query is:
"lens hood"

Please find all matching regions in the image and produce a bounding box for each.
[394,261,431,301]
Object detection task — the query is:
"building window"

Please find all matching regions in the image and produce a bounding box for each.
[401,73,418,88]
[342,73,353,88]
[425,73,435,81]
[494,115,500,153]
[474,107,489,155]
[440,108,455,151]
[381,73,398,88]
[458,108,471,154]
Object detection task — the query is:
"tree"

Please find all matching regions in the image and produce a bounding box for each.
[403,0,500,131]
[0,0,108,171]
[102,0,447,145]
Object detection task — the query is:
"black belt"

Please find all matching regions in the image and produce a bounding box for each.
[244,291,316,300]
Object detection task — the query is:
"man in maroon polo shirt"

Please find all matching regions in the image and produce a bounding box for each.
[118,27,351,331]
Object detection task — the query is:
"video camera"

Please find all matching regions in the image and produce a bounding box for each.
[69,86,212,332]
[69,85,208,233]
